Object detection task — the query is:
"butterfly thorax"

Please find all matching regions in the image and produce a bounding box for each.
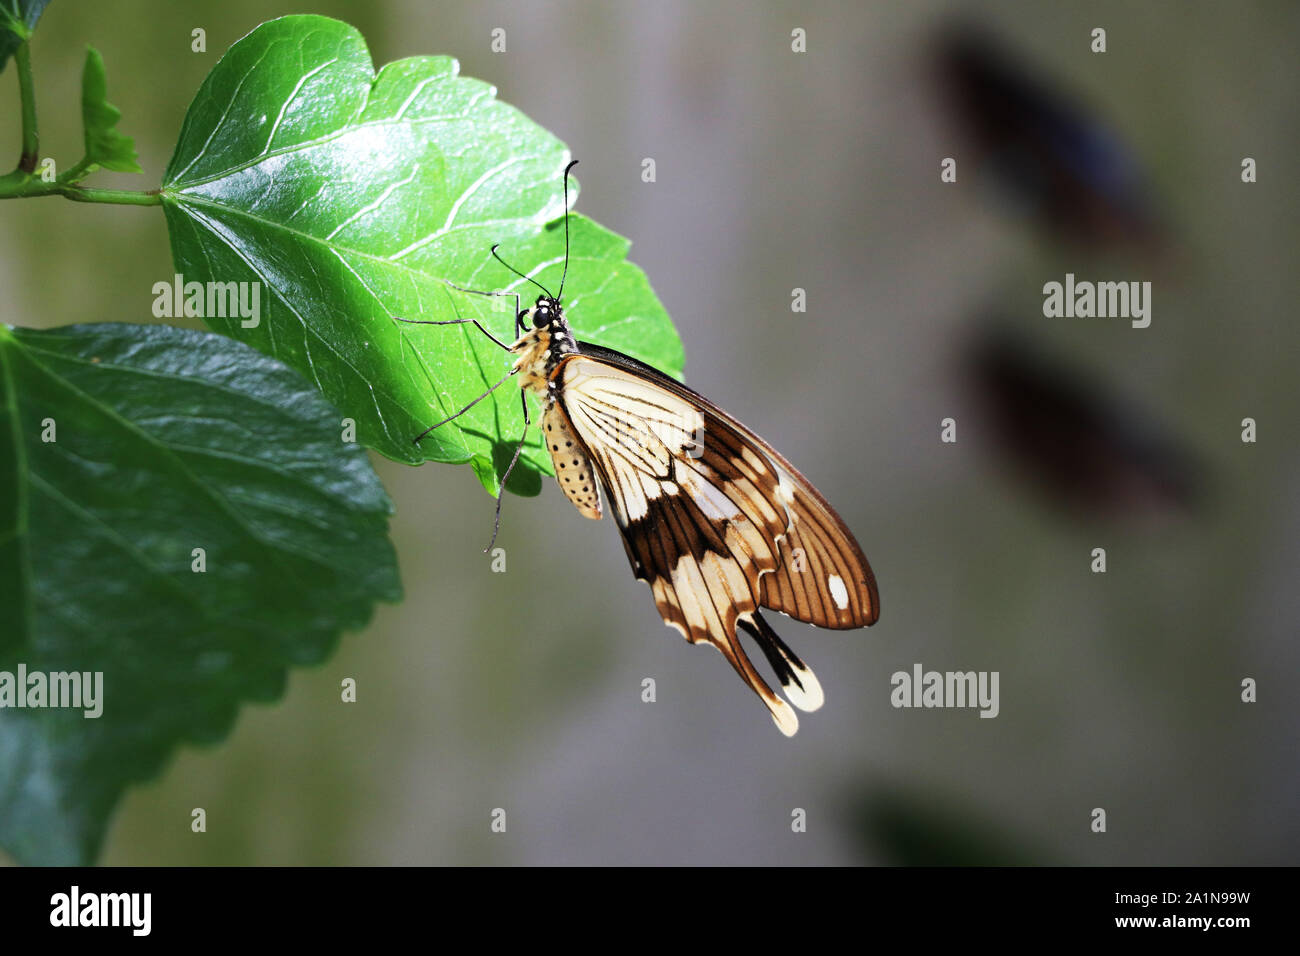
[511,295,578,400]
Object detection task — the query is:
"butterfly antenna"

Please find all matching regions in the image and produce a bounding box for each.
[557,158,579,300]
[491,244,553,299]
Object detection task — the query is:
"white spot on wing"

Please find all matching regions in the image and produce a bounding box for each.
[829,575,849,610]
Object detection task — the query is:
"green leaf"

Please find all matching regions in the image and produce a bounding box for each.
[78,45,142,174]
[0,0,49,74]
[0,322,401,865]
[851,784,1058,866]
[160,15,683,496]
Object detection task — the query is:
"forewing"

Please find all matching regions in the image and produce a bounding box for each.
[573,343,879,629]
[757,466,880,628]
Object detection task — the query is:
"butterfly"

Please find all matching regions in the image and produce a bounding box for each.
[930,20,1166,252]
[398,160,879,735]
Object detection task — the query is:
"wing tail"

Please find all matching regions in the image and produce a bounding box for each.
[738,611,825,713]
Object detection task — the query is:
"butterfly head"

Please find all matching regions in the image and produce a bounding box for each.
[523,295,575,350]
[512,294,578,396]
[528,295,576,356]
[528,295,566,331]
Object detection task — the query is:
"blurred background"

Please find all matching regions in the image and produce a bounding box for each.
[2,0,1297,865]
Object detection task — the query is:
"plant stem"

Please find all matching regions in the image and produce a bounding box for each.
[2,34,157,206]
[59,158,92,183]
[0,172,161,205]
[15,42,38,173]
[61,185,162,206]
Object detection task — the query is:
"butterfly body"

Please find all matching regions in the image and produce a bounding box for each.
[499,292,879,736]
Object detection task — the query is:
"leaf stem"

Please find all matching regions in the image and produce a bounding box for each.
[0,172,161,205]
[60,184,162,205]
[15,41,38,173]
[60,158,92,184]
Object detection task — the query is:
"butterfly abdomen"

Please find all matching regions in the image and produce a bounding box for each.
[542,401,602,520]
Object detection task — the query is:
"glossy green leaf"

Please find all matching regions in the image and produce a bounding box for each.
[0,322,401,865]
[160,15,683,496]
[0,0,49,74]
[78,45,142,174]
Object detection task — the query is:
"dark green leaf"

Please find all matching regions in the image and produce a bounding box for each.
[160,15,683,496]
[79,45,142,174]
[850,783,1059,866]
[0,0,49,74]
[0,322,401,865]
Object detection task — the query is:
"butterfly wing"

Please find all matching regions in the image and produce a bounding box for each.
[553,344,878,734]
[753,457,879,629]
[571,343,879,627]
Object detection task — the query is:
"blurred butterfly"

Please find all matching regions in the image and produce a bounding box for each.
[962,322,1202,516]
[929,20,1167,251]
[397,160,879,735]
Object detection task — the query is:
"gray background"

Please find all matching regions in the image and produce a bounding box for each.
[1,0,1296,864]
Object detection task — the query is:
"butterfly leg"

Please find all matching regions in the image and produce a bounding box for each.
[391,315,512,352]
[412,367,519,444]
[441,280,524,337]
[483,388,532,553]
[393,281,520,350]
